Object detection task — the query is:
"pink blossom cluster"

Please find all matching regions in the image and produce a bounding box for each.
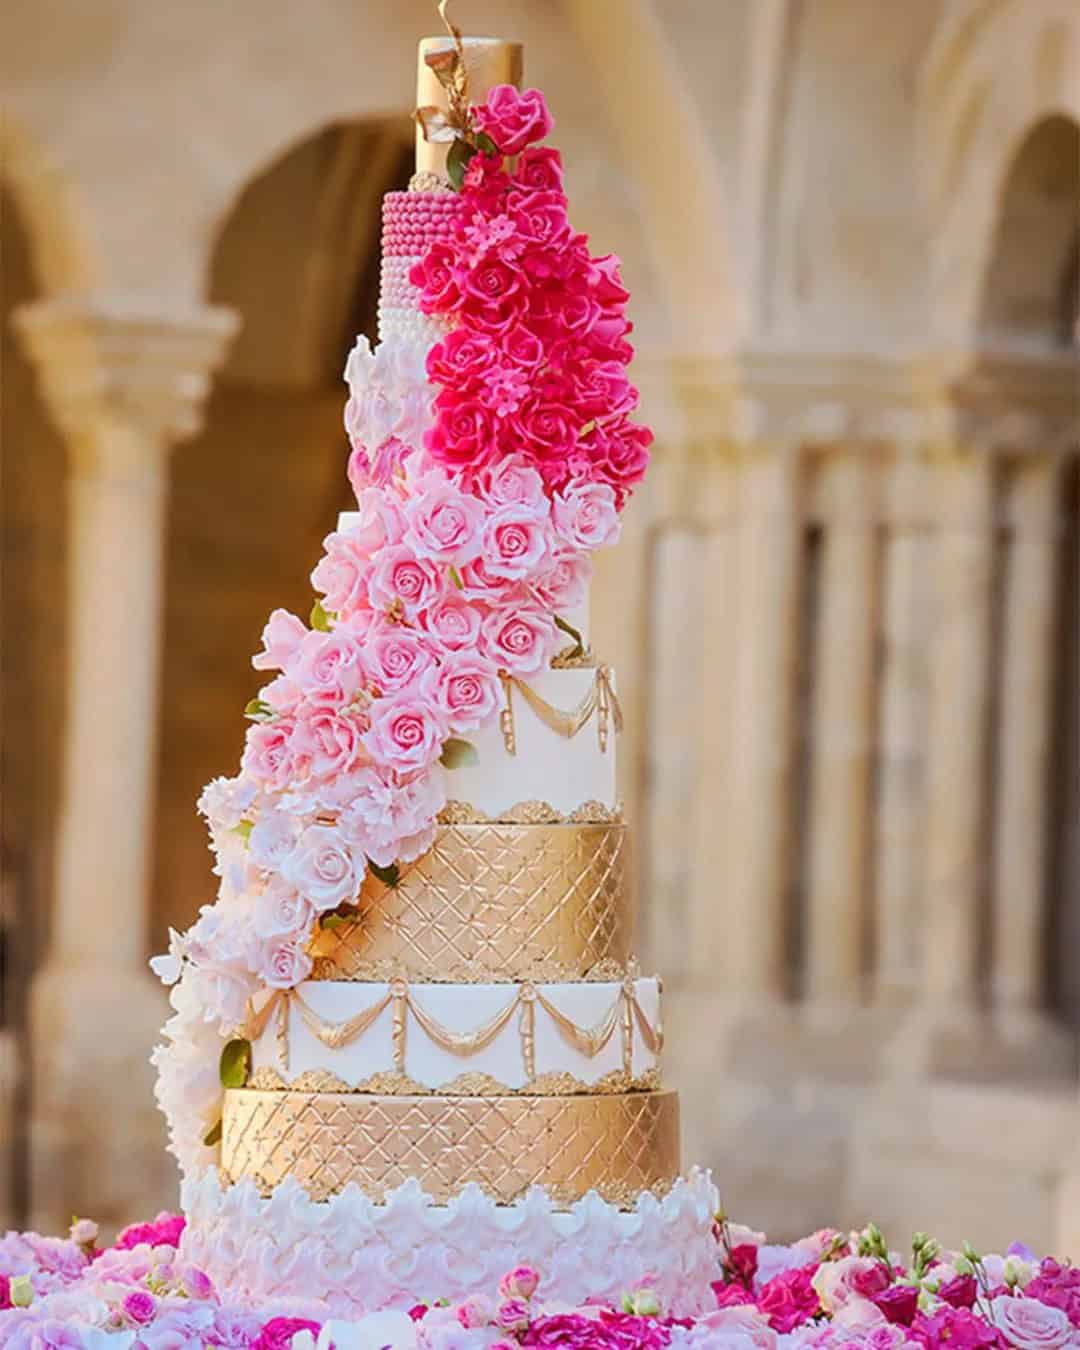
[413,85,652,503]
[7,1218,1080,1350]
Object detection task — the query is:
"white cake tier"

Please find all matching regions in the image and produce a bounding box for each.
[180,1168,720,1317]
[247,977,661,1093]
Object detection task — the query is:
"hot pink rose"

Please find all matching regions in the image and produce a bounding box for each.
[573,362,637,419]
[252,609,306,672]
[410,241,463,313]
[114,1213,186,1251]
[425,397,500,474]
[121,1290,156,1326]
[288,630,365,707]
[420,595,484,651]
[427,330,501,388]
[404,471,485,564]
[1026,1261,1080,1326]
[364,694,446,771]
[757,1267,821,1333]
[910,1309,1006,1350]
[481,503,551,579]
[290,706,365,782]
[475,85,554,155]
[241,719,296,790]
[481,607,557,675]
[503,325,545,370]
[583,416,652,505]
[508,188,571,252]
[872,1285,920,1327]
[511,401,578,469]
[515,147,565,193]
[367,544,443,616]
[463,258,524,308]
[421,653,501,734]
[252,1317,323,1350]
[553,482,620,551]
[364,628,435,692]
[939,1276,979,1310]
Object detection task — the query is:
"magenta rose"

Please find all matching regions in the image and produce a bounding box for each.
[872,1285,920,1327]
[421,652,501,734]
[252,1317,322,1350]
[712,1281,757,1309]
[508,188,571,252]
[114,1213,186,1251]
[572,361,637,419]
[462,257,524,307]
[364,693,446,771]
[367,544,443,615]
[910,1309,1006,1350]
[481,503,552,579]
[419,595,484,651]
[524,1311,670,1350]
[583,416,652,505]
[512,401,578,468]
[726,1243,760,1288]
[1026,1261,1080,1326]
[364,628,435,692]
[425,397,500,473]
[757,1267,821,1333]
[427,330,501,388]
[515,146,565,193]
[481,607,557,676]
[587,253,631,308]
[410,241,462,312]
[939,1276,979,1310]
[475,85,554,155]
[121,1290,156,1326]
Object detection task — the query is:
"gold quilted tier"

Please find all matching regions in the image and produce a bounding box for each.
[220,1088,679,1208]
[308,822,630,981]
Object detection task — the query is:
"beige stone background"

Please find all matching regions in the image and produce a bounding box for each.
[2,0,1079,1251]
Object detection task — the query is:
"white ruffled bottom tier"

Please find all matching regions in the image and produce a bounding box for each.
[180,1168,720,1317]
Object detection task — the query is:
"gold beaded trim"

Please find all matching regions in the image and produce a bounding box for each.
[246,1065,662,1096]
[408,170,453,192]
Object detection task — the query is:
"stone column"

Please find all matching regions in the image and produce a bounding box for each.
[874,452,927,1004]
[723,445,802,1000]
[919,450,994,1050]
[992,455,1065,1042]
[805,450,877,1011]
[14,295,237,1230]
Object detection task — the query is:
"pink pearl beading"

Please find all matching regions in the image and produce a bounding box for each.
[381,190,462,258]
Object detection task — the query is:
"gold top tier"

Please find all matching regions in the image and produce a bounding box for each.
[415,36,524,177]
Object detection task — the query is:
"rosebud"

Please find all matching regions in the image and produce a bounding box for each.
[621,1287,661,1317]
[456,1295,493,1330]
[496,1298,531,1332]
[69,1217,100,1248]
[498,1265,540,1301]
[9,1275,33,1308]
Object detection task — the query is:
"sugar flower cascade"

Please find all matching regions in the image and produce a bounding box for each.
[151,83,651,1172]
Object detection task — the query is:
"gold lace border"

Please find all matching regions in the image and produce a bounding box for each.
[246,1065,662,1096]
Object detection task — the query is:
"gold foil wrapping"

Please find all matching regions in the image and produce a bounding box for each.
[308,823,630,981]
[221,1089,679,1208]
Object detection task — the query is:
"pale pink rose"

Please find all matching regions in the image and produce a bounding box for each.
[68,1219,99,1247]
[420,653,501,734]
[339,767,444,867]
[481,607,557,675]
[480,504,551,579]
[252,881,315,940]
[279,823,363,908]
[311,531,375,617]
[241,719,297,790]
[404,471,485,564]
[419,595,484,652]
[257,933,314,989]
[287,630,365,707]
[367,544,444,616]
[364,694,446,771]
[483,457,547,508]
[699,1306,778,1350]
[528,551,591,611]
[252,609,307,672]
[247,811,300,871]
[990,1296,1074,1350]
[553,482,621,551]
[260,674,303,716]
[364,628,436,693]
[290,706,365,782]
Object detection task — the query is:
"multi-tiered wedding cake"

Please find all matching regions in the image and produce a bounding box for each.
[153,30,717,1318]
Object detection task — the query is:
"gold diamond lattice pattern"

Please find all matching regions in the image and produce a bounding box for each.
[221,1088,679,1208]
[308,823,630,981]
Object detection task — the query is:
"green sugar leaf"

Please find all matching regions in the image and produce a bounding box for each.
[219,1038,252,1089]
[440,736,479,769]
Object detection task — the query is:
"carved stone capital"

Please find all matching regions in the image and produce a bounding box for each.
[13,294,239,471]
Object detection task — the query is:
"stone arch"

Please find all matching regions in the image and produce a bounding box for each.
[920,0,1080,347]
[150,119,412,946]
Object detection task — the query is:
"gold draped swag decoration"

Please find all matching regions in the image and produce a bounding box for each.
[243,975,662,1084]
[499,666,622,756]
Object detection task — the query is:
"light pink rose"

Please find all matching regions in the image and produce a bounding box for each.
[990,1296,1074,1350]
[481,607,557,676]
[364,694,446,771]
[553,482,621,551]
[420,595,484,652]
[480,503,551,579]
[288,631,365,707]
[290,706,365,782]
[404,471,485,564]
[279,823,363,908]
[252,880,315,940]
[367,544,444,616]
[241,719,297,790]
[420,653,501,734]
[364,628,435,693]
[311,532,375,617]
[248,812,300,870]
[483,457,547,508]
[699,1306,778,1350]
[257,933,314,989]
[260,674,302,716]
[529,551,591,611]
[252,609,307,672]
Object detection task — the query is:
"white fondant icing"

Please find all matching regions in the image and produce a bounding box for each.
[180,1167,720,1317]
[249,978,660,1090]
